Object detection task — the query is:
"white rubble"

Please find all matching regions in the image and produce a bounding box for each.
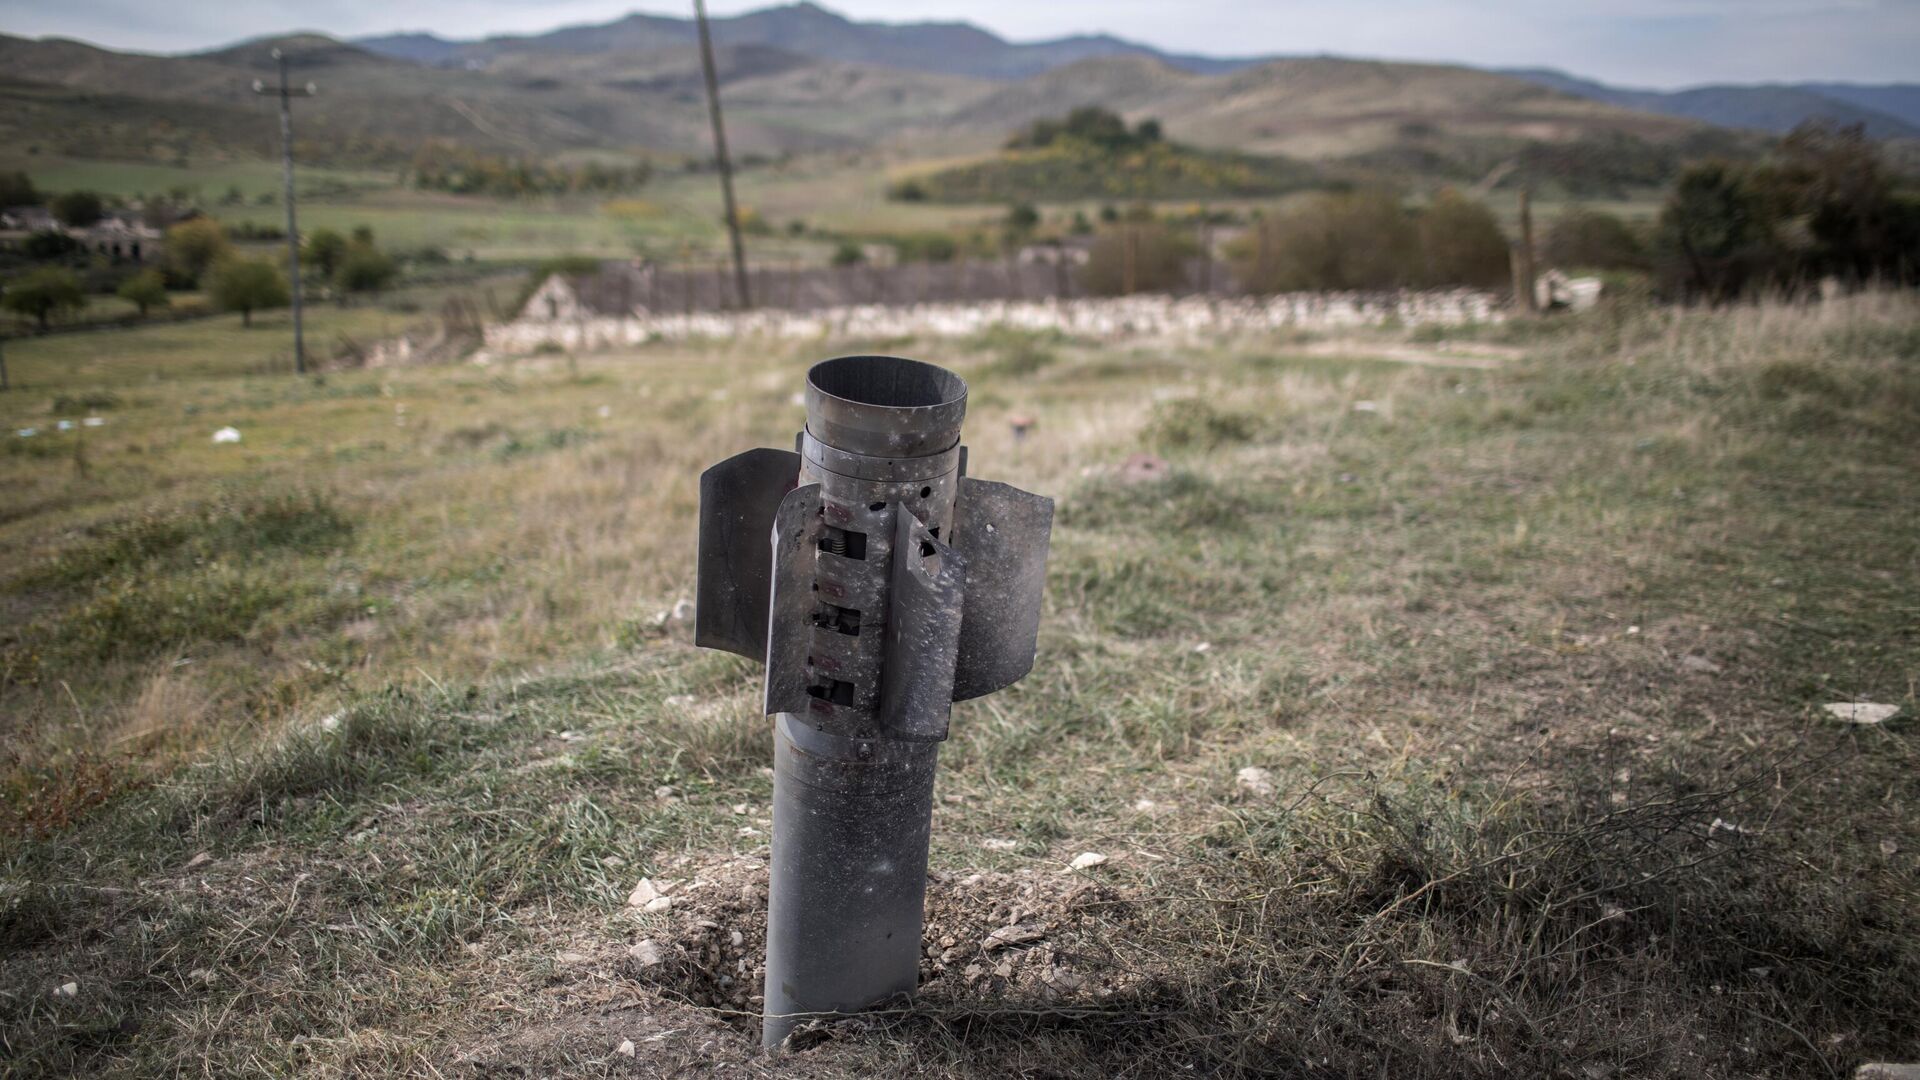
[1236,766,1277,798]
[1824,703,1900,725]
[486,290,1506,356]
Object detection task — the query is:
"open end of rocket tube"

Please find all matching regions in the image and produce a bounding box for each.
[805,355,967,458]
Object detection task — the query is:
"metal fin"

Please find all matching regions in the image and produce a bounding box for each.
[949,477,1054,701]
[878,509,965,741]
[763,483,823,716]
[695,448,801,660]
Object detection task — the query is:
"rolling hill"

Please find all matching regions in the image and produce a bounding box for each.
[934,55,1717,165]
[0,15,1832,203]
[0,31,979,162]
[356,1,1262,80]
[1502,68,1920,140]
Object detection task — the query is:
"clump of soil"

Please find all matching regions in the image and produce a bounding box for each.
[624,857,1142,1038]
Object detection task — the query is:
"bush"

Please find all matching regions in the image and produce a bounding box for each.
[335,245,398,294]
[1081,222,1195,296]
[21,231,82,262]
[49,190,104,228]
[830,242,865,268]
[1656,161,1782,302]
[3,267,86,329]
[0,170,39,208]
[207,257,290,327]
[1414,189,1509,287]
[116,268,170,316]
[1233,191,1417,292]
[303,228,349,279]
[893,232,958,263]
[1545,209,1649,272]
[166,218,232,286]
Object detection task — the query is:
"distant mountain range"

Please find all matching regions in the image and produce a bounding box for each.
[355,2,1260,80]
[351,2,1920,141]
[1,1,1912,190]
[1500,69,1920,140]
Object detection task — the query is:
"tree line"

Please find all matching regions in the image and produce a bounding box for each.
[409,146,653,199]
[4,218,402,331]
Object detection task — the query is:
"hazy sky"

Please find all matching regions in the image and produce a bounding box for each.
[2,0,1916,88]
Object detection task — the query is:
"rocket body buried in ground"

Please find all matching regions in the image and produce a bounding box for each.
[695,354,1053,1049]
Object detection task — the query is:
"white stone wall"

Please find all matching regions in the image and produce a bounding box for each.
[483,290,1506,356]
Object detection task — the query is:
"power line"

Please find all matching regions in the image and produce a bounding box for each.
[253,49,317,374]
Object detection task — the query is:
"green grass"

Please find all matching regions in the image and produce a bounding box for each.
[1,293,1917,1076]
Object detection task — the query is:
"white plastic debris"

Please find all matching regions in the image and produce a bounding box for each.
[1066,851,1108,872]
[16,428,37,438]
[212,426,242,444]
[83,416,104,427]
[1192,641,1212,653]
[52,982,78,998]
[615,1039,637,1058]
[1824,703,1900,725]
[1352,400,1379,413]
[1236,766,1277,798]
[981,837,1017,851]
[56,419,74,431]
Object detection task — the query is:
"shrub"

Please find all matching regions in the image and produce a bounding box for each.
[3,268,86,329]
[1656,161,1782,302]
[49,190,104,228]
[303,228,349,279]
[1414,189,1509,287]
[207,257,290,327]
[116,268,170,316]
[1233,191,1417,292]
[1081,222,1195,296]
[335,245,399,294]
[830,241,865,268]
[0,170,39,208]
[165,218,232,286]
[1545,209,1649,271]
[893,232,958,263]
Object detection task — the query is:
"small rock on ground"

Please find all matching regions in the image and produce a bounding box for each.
[1824,702,1900,725]
[1237,766,1276,798]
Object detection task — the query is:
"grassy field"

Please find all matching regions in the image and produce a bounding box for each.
[4,154,1014,265]
[1,292,1916,1077]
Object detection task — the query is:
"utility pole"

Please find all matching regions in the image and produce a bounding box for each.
[694,0,752,309]
[1514,186,1538,314]
[253,49,317,373]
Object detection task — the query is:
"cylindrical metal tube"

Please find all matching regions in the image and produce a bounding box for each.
[762,356,966,1048]
[762,715,938,1048]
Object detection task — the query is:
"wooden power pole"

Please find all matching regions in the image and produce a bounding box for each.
[254,49,317,372]
[1514,186,1538,314]
[694,0,752,310]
